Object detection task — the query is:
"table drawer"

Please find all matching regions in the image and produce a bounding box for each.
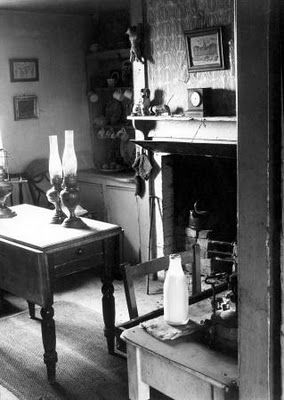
[50,241,103,267]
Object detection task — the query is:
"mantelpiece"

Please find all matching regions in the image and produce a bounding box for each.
[128,115,237,158]
[131,140,236,158]
[127,116,236,122]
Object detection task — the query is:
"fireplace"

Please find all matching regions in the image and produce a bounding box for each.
[131,116,237,261]
[160,153,237,255]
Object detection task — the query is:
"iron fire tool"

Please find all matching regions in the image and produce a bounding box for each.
[200,269,238,355]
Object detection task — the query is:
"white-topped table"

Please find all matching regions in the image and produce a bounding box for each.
[0,204,122,383]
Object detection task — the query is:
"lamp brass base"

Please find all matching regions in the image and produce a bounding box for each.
[46,180,66,225]
[0,179,16,218]
[61,216,88,229]
[50,209,66,224]
[60,175,88,230]
[0,205,16,218]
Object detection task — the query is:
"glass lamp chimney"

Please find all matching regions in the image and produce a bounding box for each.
[48,135,62,181]
[62,130,77,177]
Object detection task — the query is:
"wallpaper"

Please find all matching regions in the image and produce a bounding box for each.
[145,0,235,115]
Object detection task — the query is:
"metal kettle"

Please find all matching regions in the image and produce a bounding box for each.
[188,201,209,231]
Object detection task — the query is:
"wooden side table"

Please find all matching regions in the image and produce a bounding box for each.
[0,204,122,383]
[122,326,238,400]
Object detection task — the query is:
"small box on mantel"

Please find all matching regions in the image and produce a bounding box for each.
[185,88,212,118]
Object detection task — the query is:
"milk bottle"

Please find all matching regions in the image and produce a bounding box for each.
[163,253,189,325]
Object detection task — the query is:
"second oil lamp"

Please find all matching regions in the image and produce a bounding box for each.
[60,130,86,229]
[46,135,66,224]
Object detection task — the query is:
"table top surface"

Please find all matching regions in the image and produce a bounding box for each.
[121,326,238,388]
[0,204,122,251]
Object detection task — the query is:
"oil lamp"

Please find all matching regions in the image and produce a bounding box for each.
[60,130,86,229]
[0,131,16,218]
[46,135,66,224]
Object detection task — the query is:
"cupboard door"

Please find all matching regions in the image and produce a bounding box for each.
[79,181,106,221]
[105,184,139,264]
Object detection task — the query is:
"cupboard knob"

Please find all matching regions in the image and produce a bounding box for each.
[77,248,83,255]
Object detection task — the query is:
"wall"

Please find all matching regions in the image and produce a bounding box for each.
[0,11,94,173]
[145,0,235,115]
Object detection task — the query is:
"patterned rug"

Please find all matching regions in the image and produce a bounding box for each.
[0,301,129,400]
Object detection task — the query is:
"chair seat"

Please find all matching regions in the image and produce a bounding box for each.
[121,325,238,400]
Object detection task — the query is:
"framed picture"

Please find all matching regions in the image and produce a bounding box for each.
[13,95,38,120]
[9,58,39,82]
[184,27,224,72]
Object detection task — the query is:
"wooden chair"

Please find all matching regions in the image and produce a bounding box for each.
[122,246,201,321]
[23,158,50,208]
[119,243,238,400]
[116,243,229,354]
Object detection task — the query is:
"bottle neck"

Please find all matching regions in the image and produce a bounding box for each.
[168,254,183,273]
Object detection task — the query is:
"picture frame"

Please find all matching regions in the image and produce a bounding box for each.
[184,27,224,72]
[13,95,38,121]
[9,58,39,82]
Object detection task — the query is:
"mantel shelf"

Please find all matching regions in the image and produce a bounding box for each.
[127,115,237,122]
[131,139,237,159]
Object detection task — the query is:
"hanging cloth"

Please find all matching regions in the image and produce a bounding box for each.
[132,150,152,197]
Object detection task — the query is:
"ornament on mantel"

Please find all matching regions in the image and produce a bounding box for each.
[126,25,144,63]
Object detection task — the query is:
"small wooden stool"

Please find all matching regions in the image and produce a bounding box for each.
[121,326,238,400]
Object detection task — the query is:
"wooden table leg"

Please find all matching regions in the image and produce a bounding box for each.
[40,306,58,383]
[101,234,119,354]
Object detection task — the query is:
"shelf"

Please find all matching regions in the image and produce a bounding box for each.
[86,48,130,61]
[131,140,237,159]
[128,115,237,145]
[127,115,236,122]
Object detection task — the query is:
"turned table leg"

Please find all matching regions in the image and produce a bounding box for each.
[40,306,58,383]
[102,280,115,354]
[101,235,119,354]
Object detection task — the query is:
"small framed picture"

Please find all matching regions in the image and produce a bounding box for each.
[13,95,38,120]
[9,58,39,82]
[184,27,224,72]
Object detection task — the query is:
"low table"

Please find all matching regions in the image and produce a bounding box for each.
[0,204,122,383]
[121,326,238,400]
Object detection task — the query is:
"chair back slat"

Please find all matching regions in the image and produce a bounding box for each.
[124,250,194,278]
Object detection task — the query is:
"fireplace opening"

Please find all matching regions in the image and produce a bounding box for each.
[161,154,237,255]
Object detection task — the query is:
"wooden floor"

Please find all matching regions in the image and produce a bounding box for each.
[0,268,169,400]
[1,268,212,400]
